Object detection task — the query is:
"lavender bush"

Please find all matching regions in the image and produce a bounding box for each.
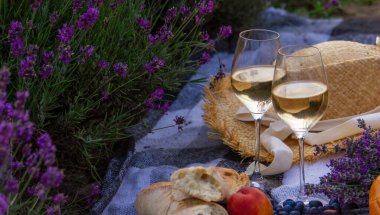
[0,0,230,212]
[0,66,64,215]
[306,119,379,207]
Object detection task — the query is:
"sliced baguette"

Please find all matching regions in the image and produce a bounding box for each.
[135,181,228,215]
[170,166,249,202]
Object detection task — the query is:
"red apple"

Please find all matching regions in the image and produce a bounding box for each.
[227,187,273,215]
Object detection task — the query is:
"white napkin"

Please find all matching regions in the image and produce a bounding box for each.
[238,106,380,175]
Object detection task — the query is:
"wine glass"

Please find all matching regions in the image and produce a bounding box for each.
[272,45,329,202]
[231,29,280,187]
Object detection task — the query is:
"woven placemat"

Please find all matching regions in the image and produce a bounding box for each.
[203,41,380,163]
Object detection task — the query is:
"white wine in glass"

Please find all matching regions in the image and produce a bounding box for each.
[231,29,280,187]
[272,45,329,203]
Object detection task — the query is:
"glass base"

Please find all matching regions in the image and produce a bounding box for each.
[250,172,266,190]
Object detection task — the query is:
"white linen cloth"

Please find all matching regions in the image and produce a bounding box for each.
[236,106,380,175]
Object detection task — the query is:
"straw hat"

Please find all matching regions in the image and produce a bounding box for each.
[203,41,380,163]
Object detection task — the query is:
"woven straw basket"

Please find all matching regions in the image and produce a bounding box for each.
[203,41,380,163]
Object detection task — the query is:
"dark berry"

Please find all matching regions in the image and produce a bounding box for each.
[283,205,292,212]
[278,211,289,215]
[283,199,296,208]
[332,202,341,211]
[275,205,283,211]
[309,207,319,214]
[294,201,304,211]
[308,200,323,208]
[289,210,301,215]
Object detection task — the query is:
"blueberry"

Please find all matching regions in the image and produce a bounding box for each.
[294,201,304,211]
[331,202,341,211]
[289,210,300,215]
[275,205,283,211]
[278,211,289,215]
[325,205,335,210]
[283,205,292,212]
[283,199,296,208]
[308,200,323,208]
[309,207,319,214]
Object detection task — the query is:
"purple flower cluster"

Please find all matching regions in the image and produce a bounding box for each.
[324,0,339,9]
[8,21,24,58]
[97,60,111,70]
[86,183,102,206]
[58,46,74,65]
[217,25,232,39]
[148,25,173,45]
[196,0,214,16]
[198,52,210,64]
[144,56,165,73]
[306,119,380,206]
[76,8,100,30]
[137,18,150,32]
[40,50,55,79]
[113,63,128,77]
[72,0,83,13]
[144,88,170,112]
[31,0,43,11]
[78,45,95,64]
[164,7,177,23]
[18,56,36,79]
[57,24,75,44]
[180,5,191,17]
[49,12,59,25]
[0,193,8,215]
[0,66,65,212]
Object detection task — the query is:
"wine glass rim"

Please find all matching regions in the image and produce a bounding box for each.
[239,29,280,41]
[278,45,321,57]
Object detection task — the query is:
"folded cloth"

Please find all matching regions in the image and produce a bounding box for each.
[237,106,380,175]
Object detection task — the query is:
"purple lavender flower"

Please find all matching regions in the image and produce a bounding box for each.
[11,160,24,171]
[22,144,32,157]
[196,0,214,16]
[86,183,102,206]
[46,207,61,215]
[159,101,170,112]
[31,0,43,11]
[42,50,54,63]
[157,25,173,42]
[57,24,75,44]
[40,167,64,188]
[97,60,110,70]
[8,21,23,37]
[10,36,24,58]
[217,25,232,39]
[26,44,39,61]
[144,56,165,73]
[25,153,38,168]
[198,52,210,64]
[78,45,95,64]
[73,0,83,12]
[28,20,33,30]
[34,184,48,200]
[113,63,128,77]
[148,34,159,45]
[58,46,74,64]
[76,7,100,30]
[180,5,191,17]
[164,7,177,23]
[37,133,56,166]
[151,88,164,99]
[195,15,202,25]
[52,193,66,205]
[137,18,150,32]
[5,177,19,194]
[101,89,109,101]
[18,56,36,79]
[49,12,59,25]
[0,67,10,93]
[200,31,210,42]
[87,0,104,8]
[0,193,8,215]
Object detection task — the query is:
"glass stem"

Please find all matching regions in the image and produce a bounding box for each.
[298,137,306,199]
[252,118,263,181]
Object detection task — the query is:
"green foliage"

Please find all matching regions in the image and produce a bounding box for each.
[271,0,341,18]
[0,0,223,212]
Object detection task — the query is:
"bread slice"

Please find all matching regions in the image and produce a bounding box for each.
[135,181,228,215]
[170,166,249,202]
[170,166,224,202]
[135,182,172,215]
[169,198,228,215]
